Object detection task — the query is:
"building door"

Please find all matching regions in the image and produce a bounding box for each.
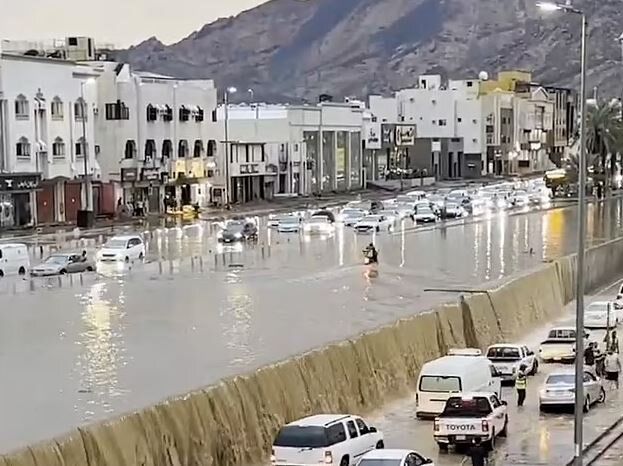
[64,183,82,222]
[13,193,32,226]
[37,184,55,224]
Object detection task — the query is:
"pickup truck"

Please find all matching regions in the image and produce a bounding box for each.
[433,392,508,451]
[539,326,591,363]
[486,344,538,383]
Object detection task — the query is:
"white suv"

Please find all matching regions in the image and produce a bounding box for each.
[271,414,384,466]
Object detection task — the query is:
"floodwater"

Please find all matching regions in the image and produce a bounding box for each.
[1,198,623,452]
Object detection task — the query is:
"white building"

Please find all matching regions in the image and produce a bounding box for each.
[218,102,365,202]
[0,52,101,227]
[90,62,220,212]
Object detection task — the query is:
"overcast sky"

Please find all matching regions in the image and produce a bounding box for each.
[1,0,270,47]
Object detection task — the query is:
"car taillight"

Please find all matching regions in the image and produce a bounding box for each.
[434,419,440,432]
[482,420,489,432]
[324,451,333,464]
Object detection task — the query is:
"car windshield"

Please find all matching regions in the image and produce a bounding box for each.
[309,217,329,224]
[273,426,328,448]
[359,460,403,466]
[419,375,461,392]
[280,217,299,225]
[417,206,432,213]
[363,215,382,222]
[342,209,362,217]
[105,239,128,249]
[441,397,492,417]
[226,221,245,231]
[546,374,575,385]
[44,255,69,264]
[547,329,575,339]
[446,203,459,209]
[587,303,609,313]
[487,347,521,359]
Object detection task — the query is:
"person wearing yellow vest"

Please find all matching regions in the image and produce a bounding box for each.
[516,364,528,407]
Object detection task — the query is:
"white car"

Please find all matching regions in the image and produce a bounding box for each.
[354,214,391,233]
[358,449,434,466]
[586,301,621,326]
[0,243,30,277]
[539,370,605,412]
[414,205,436,223]
[486,344,538,383]
[395,204,415,220]
[96,235,146,263]
[338,208,367,227]
[434,392,508,451]
[277,216,302,233]
[378,209,401,224]
[271,414,384,466]
[303,216,334,234]
[539,326,591,363]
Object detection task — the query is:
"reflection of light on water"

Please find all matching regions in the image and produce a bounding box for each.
[337,226,344,266]
[400,225,405,268]
[499,215,506,277]
[485,219,492,281]
[474,221,480,278]
[222,275,253,366]
[216,242,243,255]
[539,424,550,459]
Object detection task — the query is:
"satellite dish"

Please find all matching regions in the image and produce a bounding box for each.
[478,71,489,81]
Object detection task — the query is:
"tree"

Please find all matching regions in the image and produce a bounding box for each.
[585,101,623,184]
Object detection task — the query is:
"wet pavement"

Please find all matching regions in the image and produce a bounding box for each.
[368,285,623,466]
[2,197,623,452]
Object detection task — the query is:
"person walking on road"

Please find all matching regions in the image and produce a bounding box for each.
[610,330,620,354]
[516,364,528,407]
[604,350,621,390]
[584,342,596,372]
[463,437,489,466]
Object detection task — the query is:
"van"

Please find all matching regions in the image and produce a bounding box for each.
[416,354,502,419]
[0,243,30,277]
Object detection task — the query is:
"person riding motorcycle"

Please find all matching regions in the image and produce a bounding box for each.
[363,243,378,264]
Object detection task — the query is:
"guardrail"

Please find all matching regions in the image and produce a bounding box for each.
[566,415,623,465]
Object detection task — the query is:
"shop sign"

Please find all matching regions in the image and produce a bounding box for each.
[142,168,161,181]
[365,122,382,149]
[121,168,138,182]
[396,125,416,146]
[381,124,395,145]
[0,174,41,191]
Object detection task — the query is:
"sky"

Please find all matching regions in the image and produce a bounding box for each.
[0,0,270,47]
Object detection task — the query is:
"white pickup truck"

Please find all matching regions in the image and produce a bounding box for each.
[539,326,591,363]
[486,344,538,382]
[433,392,508,451]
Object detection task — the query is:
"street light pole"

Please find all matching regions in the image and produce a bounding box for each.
[223,87,237,205]
[80,81,93,212]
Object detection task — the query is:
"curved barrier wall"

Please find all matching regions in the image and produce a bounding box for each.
[5,237,623,466]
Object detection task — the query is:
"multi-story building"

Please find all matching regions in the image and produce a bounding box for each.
[0,51,103,228]
[219,101,364,202]
[90,62,221,212]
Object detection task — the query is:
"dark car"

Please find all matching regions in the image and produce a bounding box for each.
[217,220,258,243]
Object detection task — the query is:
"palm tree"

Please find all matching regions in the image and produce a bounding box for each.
[585,101,623,191]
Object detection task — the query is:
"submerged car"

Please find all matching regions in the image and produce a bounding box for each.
[277,216,302,233]
[539,370,605,412]
[217,220,258,242]
[414,205,437,223]
[354,214,391,233]
[97,235,145,263]
[359,449,434,466]
[338,208,367,227]
[303,216,335,234]
[31,253,96,276]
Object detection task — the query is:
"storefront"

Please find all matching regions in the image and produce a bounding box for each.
[0,173,41,229]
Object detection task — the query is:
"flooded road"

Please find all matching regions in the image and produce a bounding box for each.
[2,197,623,452]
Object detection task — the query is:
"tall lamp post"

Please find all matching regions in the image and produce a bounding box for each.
[224,86,237,205]
[537,3,587,464]
[79,78,95,226]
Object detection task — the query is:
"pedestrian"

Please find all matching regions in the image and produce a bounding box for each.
[464,437,489,466]
[610,330,620,354]
[584,342,596,372]
[516,364,527,407]
[604,350,621,389]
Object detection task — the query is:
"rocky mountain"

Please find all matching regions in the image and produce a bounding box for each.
[117,0,623,102]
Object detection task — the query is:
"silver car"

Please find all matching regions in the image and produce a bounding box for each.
[539,370,605,412]
[31,253,96,276]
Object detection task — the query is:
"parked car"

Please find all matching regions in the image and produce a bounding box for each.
[303,216,335,234]
[358,449,434,466]
[585,301,621,327]
[268,214,294,228]
[486,344,538,383]
[440,202,465,219]
[271,414,384,466]
[96,235,145,263]
[0,243,29,277]
[338,208,367,227]
[217,220,258,242]
[414,205,437,223]
[434,392,508,451]
[31,253,96,276]
[539,326,591,363]
[354,214,392,233]
[539,370,605,412]
[277,216,303,233]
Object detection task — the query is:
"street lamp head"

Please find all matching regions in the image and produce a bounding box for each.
[536,1,562,12]
[227,86,237,94]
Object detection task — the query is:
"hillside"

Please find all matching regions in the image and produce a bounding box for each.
[116,0,623,101]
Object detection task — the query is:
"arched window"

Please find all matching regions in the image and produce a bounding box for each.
[124,140,137,159]
[146,104,158,122]
[15,95,29,119]
[178,139,188,158]
[16,137,30,158]
[145,139,156,159]
[51,96,64,120]
[52,137,65,158]
[193,139,204,158]
[74,98,87,121]
[207,139,216,157]
[75,137,87,158]
[162,139,172,159]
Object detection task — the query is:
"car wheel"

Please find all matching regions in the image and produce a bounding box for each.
[375,226,380,232]
[500,417,508,437]
[484,430,496,451]
[437,442,449,452]
[18,267,26,275]
[86,266,94,272]
[340,456,349,466]
[375,440,384,449]
[599,387,606,404]
[0,270,4,278]
[583,396,590,413]
[59,269,67,275]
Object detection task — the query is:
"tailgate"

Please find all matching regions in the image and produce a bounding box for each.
[437,418,484,436]
[272,446,324,465]
[540,342,574,359]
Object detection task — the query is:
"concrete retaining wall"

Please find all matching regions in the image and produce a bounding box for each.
[5,237,623,466]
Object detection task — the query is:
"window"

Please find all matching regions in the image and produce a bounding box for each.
[145,139,156,159]
[51,97,64,120]
[163,105,173,122]
[326,424,347,445]
[179,106,190,122]
[16,137,30,158]
[195,107,204,122]
[346,421,358,439]
[207,140,216,157]
[193,140,204,158]
[466,81,473,87]
[146,104,158,122]
[178,139,188,158]
[584,372,596,382]
[75,137,87,157]
[457,117,462,123]
[162,139,172,159]
[438,119,447,126]
[405,454,425,466]
[15,95,29,119]
[355,418,368,434]
[124,140,136,159]
[68,37,78,46]
[490,395,502,408]
[74,98,87,121]
[211,109,217,122]
[419,375,461,392]
[52,137,65,158]
[105,101,130,120]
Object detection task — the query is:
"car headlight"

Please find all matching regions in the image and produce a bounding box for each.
[234,232,242,239]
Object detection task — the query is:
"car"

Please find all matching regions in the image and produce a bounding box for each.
[539,326,591,363]
[378,209,401,224]
[271,414,384,466]
[217,220,258,242]
[277,216,302,233]
[406,190,427,201]
[434,392,508,451]
[394,204,415,220]
[358,449,434,466]
[511,190,530,208]
[585,301,621,326]
[539,370,606,412]
[268,213,294,228]
[486,344,538,383]
[0,243,30,277]
[440,202,465,219]
[414,205,437,223]
[427,195,445,213]
[31,253,96,276]
[354,214,391,233]
[303,216,335,234]
[338,208,367,227]
[96,235,145,263]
